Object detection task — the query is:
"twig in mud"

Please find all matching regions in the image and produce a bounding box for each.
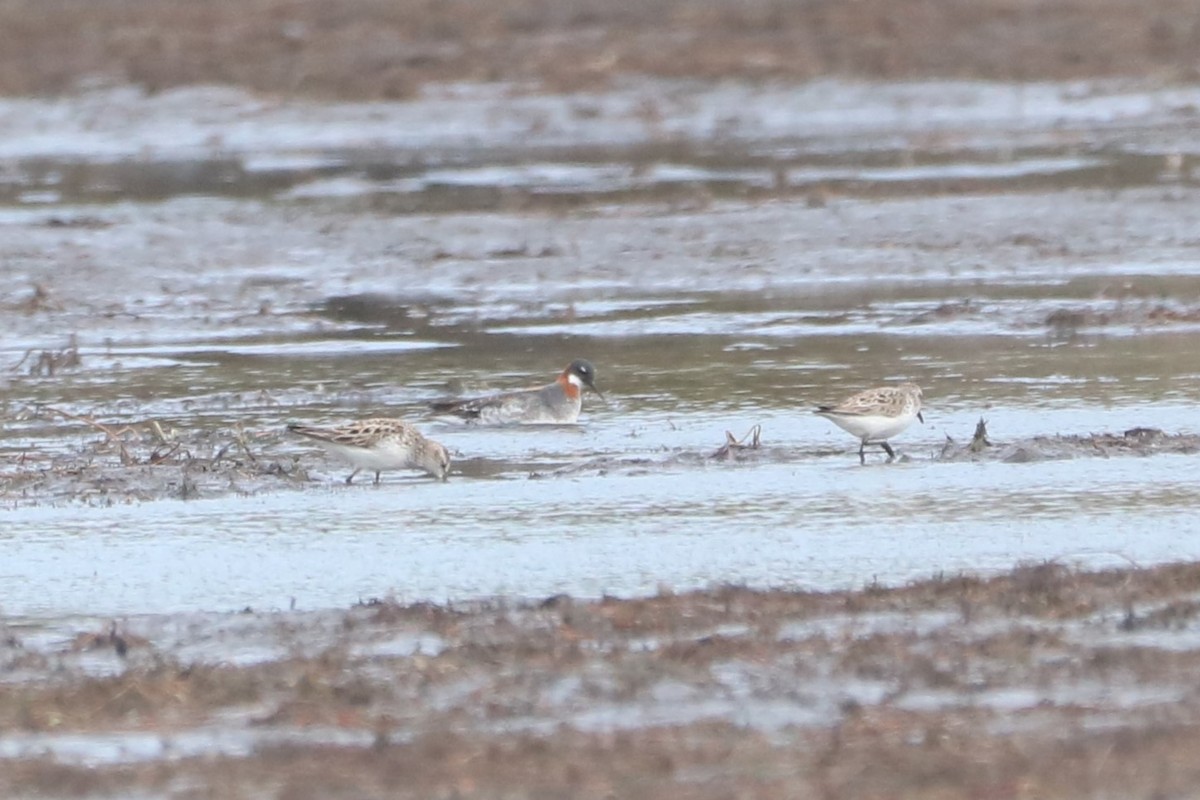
[71,621,142,659]
[940,418,993,460]
[710,424,762,460]
[147,420,194,464]
[11,334,80,377]
[9,350,31,374]
[233,423,258,466]
[968,417,991,452]
[15,283,61,314]
[148,419,174,445]
[149,441,186,464]
[254,389,280,407]
[179,470,199,500]
[212,442,234,465]
[211,424,265,469]
[42,406,137,466]
[939,433,956,460]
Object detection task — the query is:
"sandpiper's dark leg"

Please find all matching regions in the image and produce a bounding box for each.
[858,440,867,465]
[881,441,896,461]
[345,469,360,485]
[373,470,382,484]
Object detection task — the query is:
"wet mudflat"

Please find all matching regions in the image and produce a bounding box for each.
[5,5,1200,790]
[7,156,1200,613]
[6,562,1200,799]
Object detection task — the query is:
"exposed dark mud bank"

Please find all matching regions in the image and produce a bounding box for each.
[5,562,1200,798]
[2,0,1199,99]
[937,423,1200,463]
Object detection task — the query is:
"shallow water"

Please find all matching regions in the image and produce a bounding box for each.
[4,79,1200,618]
[5,451,1200,617]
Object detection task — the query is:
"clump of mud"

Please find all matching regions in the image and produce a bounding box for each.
[938,419,1200,463]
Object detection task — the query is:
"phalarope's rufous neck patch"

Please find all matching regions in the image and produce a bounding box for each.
[430,359,605,425]
[815,382,924,464]
[287,418,451,483]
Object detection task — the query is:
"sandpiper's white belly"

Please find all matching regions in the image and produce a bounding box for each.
[822,408,919,442]
[313,439,412,471]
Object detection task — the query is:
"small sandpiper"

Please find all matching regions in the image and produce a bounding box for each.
[287,418,451,483]
[430,359,605,424]
[815,382,924,464]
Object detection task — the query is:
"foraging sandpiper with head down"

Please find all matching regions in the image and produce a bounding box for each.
[815,382,924,464]
[287,418,451,484]
[429,359,605,425]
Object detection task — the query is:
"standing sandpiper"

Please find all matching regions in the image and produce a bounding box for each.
[815,383,924,464]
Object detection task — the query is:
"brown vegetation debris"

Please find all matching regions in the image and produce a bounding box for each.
[0,0,1198,100]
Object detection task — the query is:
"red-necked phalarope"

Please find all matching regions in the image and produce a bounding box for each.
[430,359,605,424]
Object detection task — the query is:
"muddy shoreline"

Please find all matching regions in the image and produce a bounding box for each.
[6,562,1200,798]
[4,405,1199,508]
[3,0,1199,99]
